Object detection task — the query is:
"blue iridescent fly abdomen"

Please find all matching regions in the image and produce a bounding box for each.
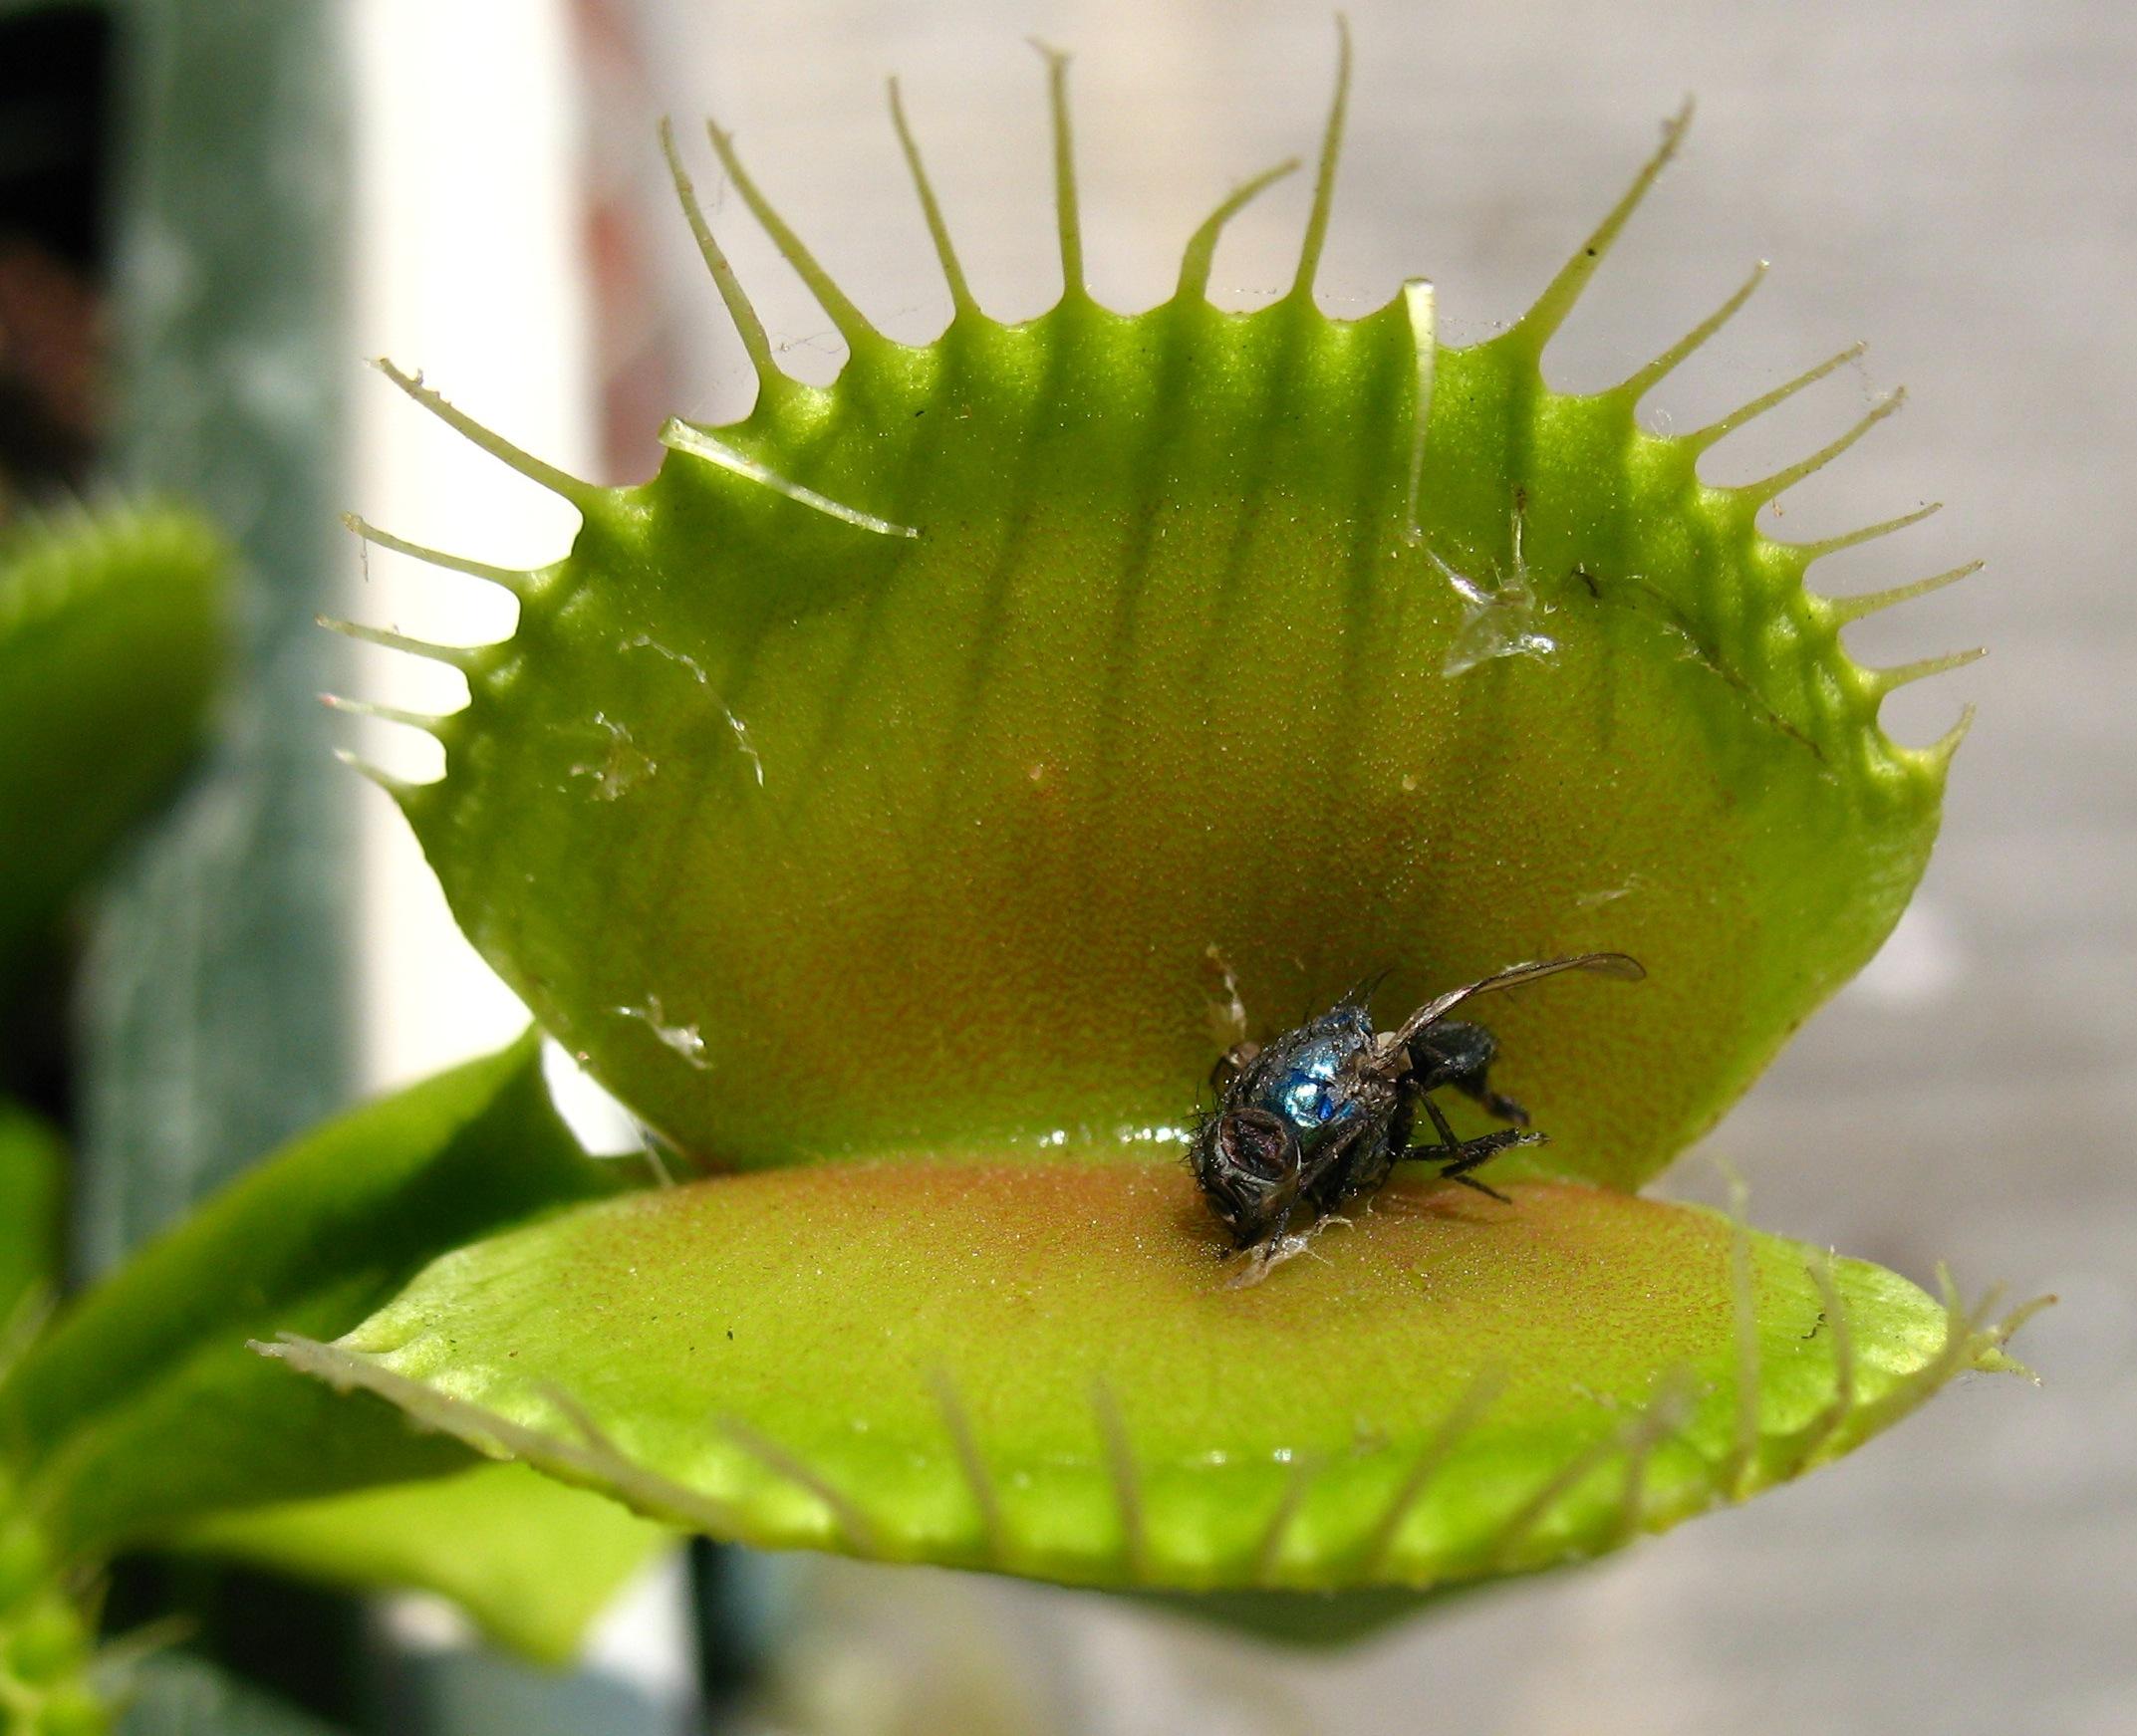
[1274,1049,1345,1127]
[1252,1004,1376,1154]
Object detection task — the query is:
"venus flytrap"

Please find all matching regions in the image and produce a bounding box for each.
[0,27,2046,1693]
[256,32,2043,1623]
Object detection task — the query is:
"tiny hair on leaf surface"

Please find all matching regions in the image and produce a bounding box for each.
[270,1162,2036,1602]
[340,35,1978,1189]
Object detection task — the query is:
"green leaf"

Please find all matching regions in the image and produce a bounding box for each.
[0,1037,619,1559]
[346,83,1969,1191]
[173,1463,669,1666]
[271,1161,2034,1598]
[0,1102,62,1326]
[2,1458,108,1736]
[0,503,231,984]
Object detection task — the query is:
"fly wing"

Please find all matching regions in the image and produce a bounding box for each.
[1388,952,1645,1051]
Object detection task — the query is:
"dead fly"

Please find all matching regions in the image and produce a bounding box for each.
[1189,953,1645,1281]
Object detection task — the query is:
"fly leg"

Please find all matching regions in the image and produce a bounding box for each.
[1409,1095,1541,1204]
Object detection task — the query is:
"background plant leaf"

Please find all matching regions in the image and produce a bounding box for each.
[274,1161,2030,1598]
[173,1463,671,1666]
[0,1035,620,1559]
[0,1099,62,1325]
[0,501,230,986]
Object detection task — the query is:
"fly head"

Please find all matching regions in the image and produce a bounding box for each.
[1189,1107,1303,1249]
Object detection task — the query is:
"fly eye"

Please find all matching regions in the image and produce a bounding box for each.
[1216,1110,1295,1184]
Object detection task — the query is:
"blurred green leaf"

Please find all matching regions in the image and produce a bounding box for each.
[0,503,231,987]
[0,1036,621,1558]
[175,1463,670,1666]
[0,1100,62,1324]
